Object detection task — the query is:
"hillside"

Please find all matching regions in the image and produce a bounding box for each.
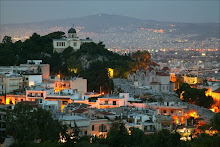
[0,32,145,92]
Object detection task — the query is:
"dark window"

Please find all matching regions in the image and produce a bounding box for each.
[84,131,87,135]
[63,101,68,105]
[113,101,117,105]
[26,78,28,80]
[163,110,166,114]
[105,101,108,104]
[171,110,173,114]
[99,124,107,132]
[92,125,94,131]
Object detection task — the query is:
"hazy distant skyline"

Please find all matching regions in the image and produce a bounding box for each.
[0,1,219,25]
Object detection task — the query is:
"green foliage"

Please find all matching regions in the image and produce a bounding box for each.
[190,133,220,147]
[176,83,214,108]
[210,113,220,131]
[80,61,114,93]
[130,127,148,146]
[149,129,181,147]
[0,32,65,67]
[106,122,130,147]
[6,103,66,143]
[2,36,12,44]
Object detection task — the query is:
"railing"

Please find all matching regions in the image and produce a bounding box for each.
[9,82,20,85]
[27,95,43,97]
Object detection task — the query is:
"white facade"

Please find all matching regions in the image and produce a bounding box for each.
[128,62,174,92]
[39,100,61,113]
[22,75,42,87]
[53,27,93,53]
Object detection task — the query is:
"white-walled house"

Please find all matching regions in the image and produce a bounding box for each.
[22,74,42,87]
[59,115,91,136]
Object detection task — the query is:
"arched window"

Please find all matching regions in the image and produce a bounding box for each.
[141,74,145,81]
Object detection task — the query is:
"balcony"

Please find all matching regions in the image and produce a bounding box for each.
[27,94,43,98]
[9,82,20,86]
[100,103,118,106]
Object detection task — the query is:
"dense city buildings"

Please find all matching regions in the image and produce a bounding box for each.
[0,20,219,146]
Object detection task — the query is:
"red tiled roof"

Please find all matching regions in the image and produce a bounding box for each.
[138,67,145,71]
[149,62,159,67]
[156,72,169,76]
[72,108,88,113]
[96,111,114,115]
[162,67,169,71]
[129,72,135,76]
[148,67,154,72]
[213,87,220,93]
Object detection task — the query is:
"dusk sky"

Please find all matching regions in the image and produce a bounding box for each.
[0,0,219,25]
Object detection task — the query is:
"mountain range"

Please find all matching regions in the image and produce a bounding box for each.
[1,13,219,43]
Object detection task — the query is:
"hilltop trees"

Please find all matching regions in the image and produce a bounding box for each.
[2,36,12,44]
[131,50,151,70]
[0,33,151,93]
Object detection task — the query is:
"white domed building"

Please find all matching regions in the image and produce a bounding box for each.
[128,62,175,92]
[53,27,93,53]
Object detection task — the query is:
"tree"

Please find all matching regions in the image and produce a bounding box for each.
[68,121,80,143]
[176,83,214,108]
[130,127,147,146]
[2,36,12,44]
[132,50,151,62]
[6,103,66,143]
[149,129,181,147]
[210,113,220,132]
[190,133,220,147]
[106,122,130,147]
